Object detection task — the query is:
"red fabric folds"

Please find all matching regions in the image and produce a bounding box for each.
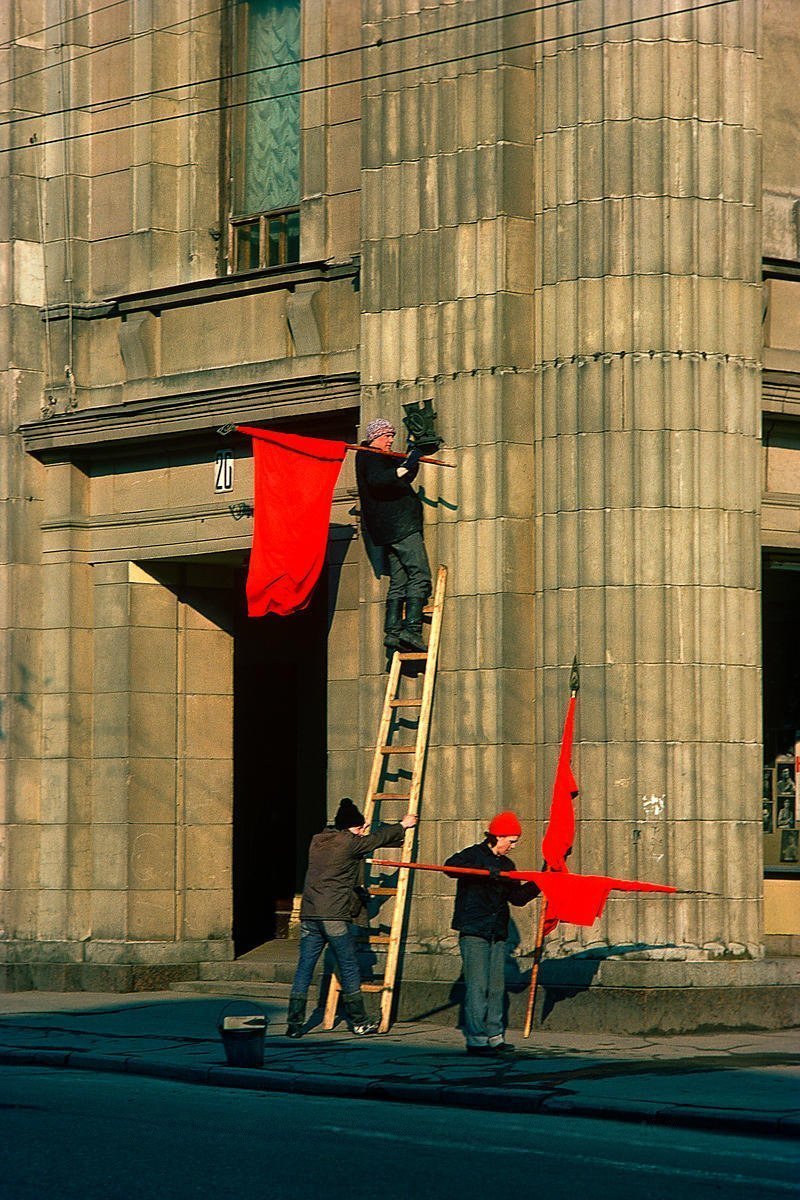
[540,692,579,934]
[238,426,346,618]
[541,693,577,872]
[511,871,676,927]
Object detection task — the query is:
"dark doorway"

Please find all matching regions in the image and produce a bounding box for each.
[232,571,328,954]
[762,555,800,762]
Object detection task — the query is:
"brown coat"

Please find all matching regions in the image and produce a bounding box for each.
[300,823,406,921]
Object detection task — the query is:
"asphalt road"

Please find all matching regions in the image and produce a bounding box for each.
[1,1065,798,1200]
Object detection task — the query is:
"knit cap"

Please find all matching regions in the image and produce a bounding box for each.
[334,797,366,830]
[488,811,522,837]
[364,417,396,443]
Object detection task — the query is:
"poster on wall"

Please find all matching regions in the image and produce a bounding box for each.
[762,767,774,833]
[764,745,799,874]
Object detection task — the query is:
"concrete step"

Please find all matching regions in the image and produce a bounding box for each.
[168,975,800,1032]
[194,947,395,986]
[170,949,800,1033]
[170,980,292,1000]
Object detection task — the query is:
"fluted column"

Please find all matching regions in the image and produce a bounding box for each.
[359,0,538,944]
[533,1,763,956]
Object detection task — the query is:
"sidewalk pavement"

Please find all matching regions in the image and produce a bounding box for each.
[0,990,798,1140]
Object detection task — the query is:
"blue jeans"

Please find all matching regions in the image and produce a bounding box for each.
[291,919,362,997]
[460,934,506,1047]
[386,531,432,603]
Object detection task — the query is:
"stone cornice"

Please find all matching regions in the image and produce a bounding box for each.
[763,257,800,283]
[39,257,360,322]
[41,487,357,537]
[19,372,360,457]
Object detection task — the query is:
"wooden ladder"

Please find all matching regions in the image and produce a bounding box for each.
[323,564,447,1033]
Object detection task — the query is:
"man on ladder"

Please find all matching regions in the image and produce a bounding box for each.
[355,417,432,657]
[286,798,418,1038]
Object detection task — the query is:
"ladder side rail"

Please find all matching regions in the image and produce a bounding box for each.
[379,566,447,1031]
[322,651,404,1029]
[363,651,404,826]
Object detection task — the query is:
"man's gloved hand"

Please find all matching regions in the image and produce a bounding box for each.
[401,444,424,470]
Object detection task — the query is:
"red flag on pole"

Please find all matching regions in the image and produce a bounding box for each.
[238,426,346,618]
[540,665,580,935]
[541,691,577,872]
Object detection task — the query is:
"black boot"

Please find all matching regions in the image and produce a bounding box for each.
[399,597,427,652]
[383,598,405,652]
[286,994,307,1038]
[341,990,378,1036]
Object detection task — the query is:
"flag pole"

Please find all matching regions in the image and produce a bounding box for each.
[523,897,548,1038]
[228,424,454,468]
[523,657,580,1038]
[343,443,454,468]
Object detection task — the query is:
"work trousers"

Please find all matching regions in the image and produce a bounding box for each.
[385,531,432,603]
[291,919,362,997]
[459,934,506,1047]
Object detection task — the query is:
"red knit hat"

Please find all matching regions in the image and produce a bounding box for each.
[488,811,522,837]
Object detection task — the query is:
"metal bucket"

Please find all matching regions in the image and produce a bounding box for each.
[218,1011,267,1069]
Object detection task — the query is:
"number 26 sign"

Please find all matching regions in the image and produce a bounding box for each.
[214,450,234,493]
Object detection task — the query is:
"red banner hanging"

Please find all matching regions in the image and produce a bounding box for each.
[238,426,346,618]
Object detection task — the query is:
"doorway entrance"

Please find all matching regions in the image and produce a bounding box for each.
[232,571,328,954]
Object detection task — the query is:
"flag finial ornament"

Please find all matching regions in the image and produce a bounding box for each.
[569,656,580,695]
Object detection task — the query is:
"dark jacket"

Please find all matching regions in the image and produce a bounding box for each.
[300,823,406,921]
[445,840,539,942]
[355,448,423,546]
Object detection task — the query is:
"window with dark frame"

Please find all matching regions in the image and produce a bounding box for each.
[226,0,301,273]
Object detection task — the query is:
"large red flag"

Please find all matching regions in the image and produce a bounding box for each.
[238,426,346,617]
[540,679,580,933]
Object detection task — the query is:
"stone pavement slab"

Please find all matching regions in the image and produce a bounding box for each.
[0,992,797,1140]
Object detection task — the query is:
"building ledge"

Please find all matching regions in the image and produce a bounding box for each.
[39,257,360,322]
[19,372,360,458]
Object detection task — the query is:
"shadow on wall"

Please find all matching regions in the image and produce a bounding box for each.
[326,524,356,631]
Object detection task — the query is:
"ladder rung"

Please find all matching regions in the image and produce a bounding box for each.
[390,699,423,708]
[360,982,384,993]
[369,886,398,896]
[365,934,391,944]
[398,652,427,661]
[380,745,416,754]
[371,793,411,801]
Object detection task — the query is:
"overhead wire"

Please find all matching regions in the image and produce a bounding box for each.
[0,0,128,51]
[0,0,741,124]
[0,0,228,87]
[0,0,742,158]
[1,0,636,98]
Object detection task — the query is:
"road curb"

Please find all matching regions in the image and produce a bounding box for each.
[0,1047,795,1140]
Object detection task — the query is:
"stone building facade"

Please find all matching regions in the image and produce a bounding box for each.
[0,0,798,998]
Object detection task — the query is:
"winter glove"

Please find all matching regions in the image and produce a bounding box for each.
[401,445,424,470]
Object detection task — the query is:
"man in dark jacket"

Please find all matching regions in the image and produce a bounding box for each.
[355,416,432,654]
[445,811,539,1056]
[286,797,417,1038]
